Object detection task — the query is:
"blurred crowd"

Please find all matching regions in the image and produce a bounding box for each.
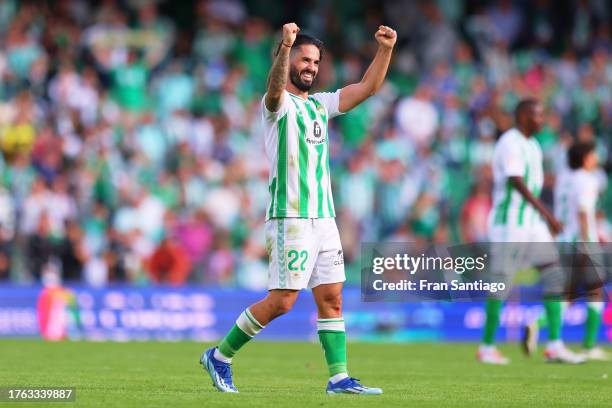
[0,0,610,288]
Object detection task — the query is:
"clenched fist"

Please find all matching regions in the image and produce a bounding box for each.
[282,23,300,47]
[375,25,397,49]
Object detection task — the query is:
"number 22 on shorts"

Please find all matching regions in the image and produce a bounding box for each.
[287,249,308,271]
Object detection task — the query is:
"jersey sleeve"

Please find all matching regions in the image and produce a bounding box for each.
[261,90,290,122]
[499,139,525,178]
[311,90,344,119]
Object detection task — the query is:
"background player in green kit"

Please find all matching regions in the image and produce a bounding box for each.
[201,22,396,394]
[523,141,609,361]
[555,142,608,360]
[478,99,585,365]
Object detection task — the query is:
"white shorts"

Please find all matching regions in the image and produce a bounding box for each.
[265,218,346,290]
[488,221,560,285]
[488,221,553,244]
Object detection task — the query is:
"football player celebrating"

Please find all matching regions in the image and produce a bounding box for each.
[201,22,396,394]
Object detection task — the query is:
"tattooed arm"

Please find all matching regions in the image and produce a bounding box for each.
[265,23,299,112]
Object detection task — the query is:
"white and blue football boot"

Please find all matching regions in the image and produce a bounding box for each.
[200,347,238,393]
[326,377,383,395]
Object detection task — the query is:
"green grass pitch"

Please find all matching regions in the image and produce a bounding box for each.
[0,340,610,407]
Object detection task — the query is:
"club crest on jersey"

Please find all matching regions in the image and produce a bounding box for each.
[306,120,325,145]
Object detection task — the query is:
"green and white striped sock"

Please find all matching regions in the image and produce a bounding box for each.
[216,309,265,362]
[317,317,348,378]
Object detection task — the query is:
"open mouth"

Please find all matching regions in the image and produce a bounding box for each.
[301,72,314,82]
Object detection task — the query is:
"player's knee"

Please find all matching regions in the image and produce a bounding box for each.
[274,299,294,315]
[270,294,297,316]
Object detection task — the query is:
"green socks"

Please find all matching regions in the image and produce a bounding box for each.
[216,310,351,376]
[544,300,562,341]
[531,301,603,348]
[482,296,601,348]
[482,299,503,345]
[217,309,265,360]
[584,302,603,349]
[535,301,567,328]
[317,318,348,376]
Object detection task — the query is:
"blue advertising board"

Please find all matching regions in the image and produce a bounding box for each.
[0,285,610,344]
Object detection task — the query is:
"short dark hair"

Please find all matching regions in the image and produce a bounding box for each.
[568,141,596,170]
[275,33,324,58]
[514,98,538,122]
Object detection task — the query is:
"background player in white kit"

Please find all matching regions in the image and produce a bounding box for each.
[542,141,608,360]
[200,22,396,394]
[478,99,585,364]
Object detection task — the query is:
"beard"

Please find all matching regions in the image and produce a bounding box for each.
[290,66,316,92]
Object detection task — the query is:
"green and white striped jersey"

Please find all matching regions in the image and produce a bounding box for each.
[490,128,544,228]
[555,169,600,242]
[261,90,343,219]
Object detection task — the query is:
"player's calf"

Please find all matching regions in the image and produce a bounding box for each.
[250,289,299,324]
[522,321,539,356]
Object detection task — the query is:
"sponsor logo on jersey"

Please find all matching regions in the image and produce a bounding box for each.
[306,120,325,144]
[333,250,344,266]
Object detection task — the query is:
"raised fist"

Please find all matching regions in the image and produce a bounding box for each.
[282,23,300,47]
[375,25,397,49]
